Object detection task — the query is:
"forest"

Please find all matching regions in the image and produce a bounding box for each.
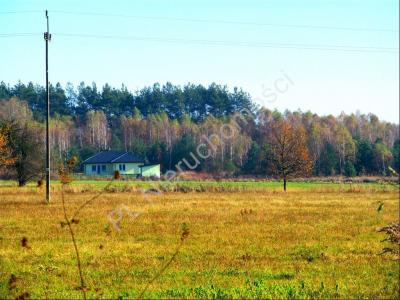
[0,81,398,179]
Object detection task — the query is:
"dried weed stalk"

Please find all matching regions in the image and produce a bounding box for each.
[137,223,190,299]
[378,223,400,259]
[58,157,189,299]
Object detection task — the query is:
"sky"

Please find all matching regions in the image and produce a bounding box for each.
[0,0,398,122]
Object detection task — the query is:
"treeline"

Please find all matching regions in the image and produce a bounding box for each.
[0,81,399,177]
[0,81,254,122]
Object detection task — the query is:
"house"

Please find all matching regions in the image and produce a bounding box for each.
[82,150,160,177]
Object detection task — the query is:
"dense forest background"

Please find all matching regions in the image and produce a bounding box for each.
[0,81,398,177]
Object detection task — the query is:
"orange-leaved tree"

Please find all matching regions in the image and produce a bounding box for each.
[0,127,15,166]
[269,120,312,191]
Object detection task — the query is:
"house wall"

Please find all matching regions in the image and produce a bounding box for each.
[84,163,144,176]
[141,164,161,177]
[84,163,113,176]
[112,163,143,175]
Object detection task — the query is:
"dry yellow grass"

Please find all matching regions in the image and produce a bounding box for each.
[0,186,398,299]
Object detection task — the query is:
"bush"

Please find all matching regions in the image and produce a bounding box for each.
[344,161,356,177]
[114,170,121,180]
[37,179,43,187]
[225,161,238,175]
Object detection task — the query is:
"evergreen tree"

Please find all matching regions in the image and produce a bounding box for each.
[319,143,339,176]
[243,142,261,174]
[392,139,400,172]
[344,161,356,177]
[356,140,375,174]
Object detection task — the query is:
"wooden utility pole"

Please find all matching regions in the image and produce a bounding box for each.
[44,10,51,203]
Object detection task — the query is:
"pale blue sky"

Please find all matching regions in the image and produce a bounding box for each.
[0,0,398,122]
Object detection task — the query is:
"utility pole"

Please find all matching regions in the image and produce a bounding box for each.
[44,10,51,203]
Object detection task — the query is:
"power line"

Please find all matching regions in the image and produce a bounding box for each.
[0,31,397,54]
[0,33,40,37]
[1,9,397,33]
[54,32,399,54]
[51,10,399,33]
[0,10,42,14]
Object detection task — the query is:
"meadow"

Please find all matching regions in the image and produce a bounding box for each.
[0,180,398,299]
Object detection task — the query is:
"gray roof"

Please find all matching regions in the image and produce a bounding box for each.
[83,151,144,164]
[111,152,144,163]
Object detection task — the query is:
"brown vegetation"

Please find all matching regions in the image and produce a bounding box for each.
[379,223,400,259]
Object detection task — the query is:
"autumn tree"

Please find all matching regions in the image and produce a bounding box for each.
[0,97,32,123]
[374,138,392,175]
[333,125,355,175]
[269,121,312,191]
[50,116,74,163]
[1,121,44,186]
[0,129,14,166]
[85,110,110,150]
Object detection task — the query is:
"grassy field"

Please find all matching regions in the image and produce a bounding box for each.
[0,181,399,299]
[0,178,396,192]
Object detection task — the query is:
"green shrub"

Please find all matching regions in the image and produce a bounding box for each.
[345,161,356,177]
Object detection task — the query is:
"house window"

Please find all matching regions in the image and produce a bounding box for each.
[101,165,106,172]
[91,165,96,172]
[119,164,126,171]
